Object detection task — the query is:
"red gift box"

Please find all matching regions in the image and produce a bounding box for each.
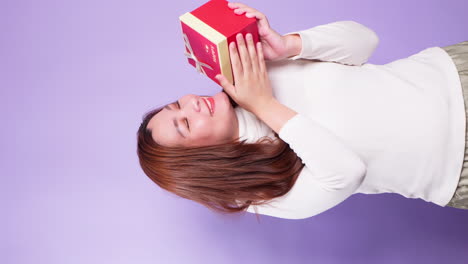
[179,0,260,85]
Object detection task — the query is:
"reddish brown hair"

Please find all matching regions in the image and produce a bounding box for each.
[136,96,304,221]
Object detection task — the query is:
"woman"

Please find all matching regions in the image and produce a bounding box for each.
[137,2,468,219]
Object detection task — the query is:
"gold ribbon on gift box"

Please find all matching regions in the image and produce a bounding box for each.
[183,33,213,76]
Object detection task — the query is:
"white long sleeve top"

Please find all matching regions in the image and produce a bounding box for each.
[235,21,465,220]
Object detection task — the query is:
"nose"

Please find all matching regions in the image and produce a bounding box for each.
[180,97,201,113]
[190,97,201,112]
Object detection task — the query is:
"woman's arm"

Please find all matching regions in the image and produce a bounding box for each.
[282,21,380,66]
[250,99,367,219]
[252,98,297,134]
[284,34,302,59]
[253,100,366,184]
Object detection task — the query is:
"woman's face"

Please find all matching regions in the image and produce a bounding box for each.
[147,91,239,147]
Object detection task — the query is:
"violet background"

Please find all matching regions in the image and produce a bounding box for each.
[2,0,468,263]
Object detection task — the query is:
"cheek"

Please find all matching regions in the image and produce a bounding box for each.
[191,118,215,136]
[218,113,236,135]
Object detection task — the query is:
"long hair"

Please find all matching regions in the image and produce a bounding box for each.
[136,94,305,221]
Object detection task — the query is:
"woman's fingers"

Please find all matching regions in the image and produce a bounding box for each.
[215,74,236,94]
[245,33,259,74]
[228,2,245,9]
[233,8,245,14]
[229,3,262,19]
[228,32,262,81]
[228,2,255,12]
[257,42,266,74]
[228,3,270,34]
[235,33,252,73]
[233,7,257,18]
[229,41,242,80]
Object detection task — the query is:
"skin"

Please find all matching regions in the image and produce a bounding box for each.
[147,91,239,148]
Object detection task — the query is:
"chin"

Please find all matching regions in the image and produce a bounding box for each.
[221,91,238,108]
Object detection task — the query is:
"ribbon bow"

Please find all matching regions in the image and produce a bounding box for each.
[183,33,214,76]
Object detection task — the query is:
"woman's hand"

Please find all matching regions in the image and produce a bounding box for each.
[228,2,290,61]
[215,33,274,115]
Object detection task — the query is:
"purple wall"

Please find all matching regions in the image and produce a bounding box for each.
[2,0,468,263]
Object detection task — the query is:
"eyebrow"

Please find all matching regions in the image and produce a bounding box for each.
[164,103,186,139]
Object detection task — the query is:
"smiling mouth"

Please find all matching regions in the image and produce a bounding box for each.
[202,98,213,114]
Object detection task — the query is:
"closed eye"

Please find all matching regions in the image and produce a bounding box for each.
[176,101,190,130]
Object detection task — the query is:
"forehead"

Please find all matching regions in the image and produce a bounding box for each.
[147,107,182,147]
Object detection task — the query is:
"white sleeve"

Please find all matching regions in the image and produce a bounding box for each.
[246,114,367,220]
[284,21,379,66]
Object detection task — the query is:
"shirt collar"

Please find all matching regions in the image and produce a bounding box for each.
[234,107,276,144]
